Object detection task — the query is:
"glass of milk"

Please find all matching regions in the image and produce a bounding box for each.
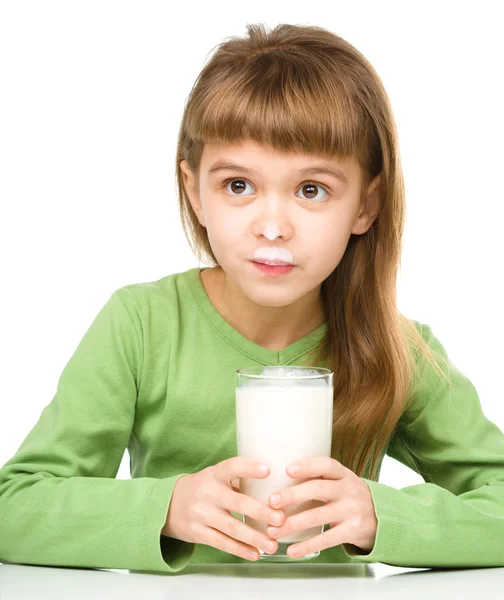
[235,365,333,561]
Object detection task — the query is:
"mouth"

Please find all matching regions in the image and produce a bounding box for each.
[252,260,294,266]
[251,261,296,277]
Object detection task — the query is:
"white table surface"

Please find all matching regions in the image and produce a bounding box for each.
[1,562,504,598]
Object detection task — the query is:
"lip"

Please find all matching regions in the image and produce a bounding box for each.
[253,260,294,266]
[252,247,295,265]
[251,261,296,277]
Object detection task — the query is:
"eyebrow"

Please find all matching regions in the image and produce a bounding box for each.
[207,160,349,185]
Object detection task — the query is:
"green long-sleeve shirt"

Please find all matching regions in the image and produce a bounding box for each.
[1,267,503,573]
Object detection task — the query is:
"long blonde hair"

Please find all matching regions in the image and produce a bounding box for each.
[175,23,453,480]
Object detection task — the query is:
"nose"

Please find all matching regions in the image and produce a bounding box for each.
[254,194,294,241]
[263,224,281,240]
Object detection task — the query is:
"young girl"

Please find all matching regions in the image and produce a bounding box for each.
[1,22,503,574]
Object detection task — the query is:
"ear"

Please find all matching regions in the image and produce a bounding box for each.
[180,159,206,228]
[351,173,382,235]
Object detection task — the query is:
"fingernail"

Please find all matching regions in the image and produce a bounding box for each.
[271,512,282,525]
[270,493,281,506]
[287,464,298,475]
[259,463,269,474]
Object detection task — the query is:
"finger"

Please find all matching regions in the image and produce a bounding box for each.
[286,457,348,480]
[285,521,352,558]
[224,485,285,527]
[219,456,270,488]
[267,501,338,540]
[213,509,279,558]
[269,479,335,509]
[201,522,263,561]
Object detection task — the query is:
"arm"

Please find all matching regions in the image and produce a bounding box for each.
[0,290,195,573]
[342,323,504,567]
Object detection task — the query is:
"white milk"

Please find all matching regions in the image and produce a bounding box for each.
[236,383,333,543]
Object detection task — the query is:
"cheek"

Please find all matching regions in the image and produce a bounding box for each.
[204,207,244,248]
[305,217,347,248]
[304,218,353,267]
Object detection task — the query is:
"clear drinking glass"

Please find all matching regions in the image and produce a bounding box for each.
[235,365,333,561]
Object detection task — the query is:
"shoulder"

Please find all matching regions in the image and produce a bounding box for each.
[400,318,459,426]
[407,318,450,366]
[411,319,435,345]
[105,269,196,353]
[112,269,190,317]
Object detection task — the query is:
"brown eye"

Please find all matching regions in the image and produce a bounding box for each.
[223,178,329,202]
[299,183,325,201]
[227,179,249,195]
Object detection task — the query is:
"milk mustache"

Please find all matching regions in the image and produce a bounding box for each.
[236,366,333,550]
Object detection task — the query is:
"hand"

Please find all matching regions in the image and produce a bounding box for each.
[265,457,378,558]
[162,457,286,561]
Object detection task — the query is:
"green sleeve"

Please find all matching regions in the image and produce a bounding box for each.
[0,290,195,573]
[341,323,504,567]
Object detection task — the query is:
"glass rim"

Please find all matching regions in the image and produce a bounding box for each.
[236,365,332,380]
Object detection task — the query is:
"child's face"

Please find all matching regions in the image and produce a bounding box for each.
[180,139,381,308]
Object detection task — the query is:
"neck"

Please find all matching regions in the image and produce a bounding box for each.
[201,266,326,351]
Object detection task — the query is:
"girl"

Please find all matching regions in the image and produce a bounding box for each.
[1,23,503,573]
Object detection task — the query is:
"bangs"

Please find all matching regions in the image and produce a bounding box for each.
[185,51,372,163]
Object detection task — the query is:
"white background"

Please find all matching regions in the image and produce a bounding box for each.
[1,1,502,488]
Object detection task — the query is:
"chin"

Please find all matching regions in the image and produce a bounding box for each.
[244,287,299,308]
